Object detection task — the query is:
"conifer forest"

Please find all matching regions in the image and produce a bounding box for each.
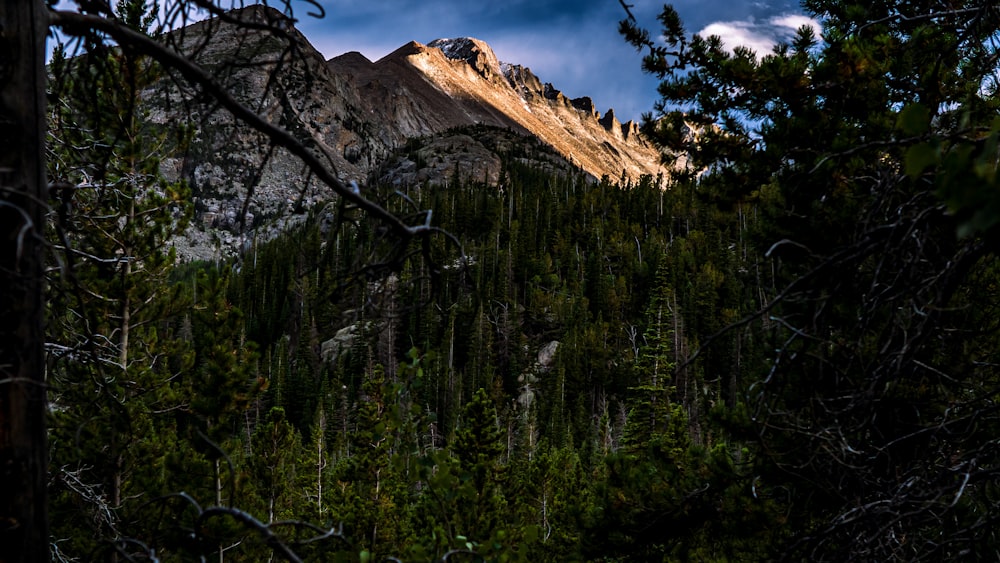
[5,0,1000,561]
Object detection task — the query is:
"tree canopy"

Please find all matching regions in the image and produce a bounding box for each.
[622,0,1000,559]
[5,0,1000,560]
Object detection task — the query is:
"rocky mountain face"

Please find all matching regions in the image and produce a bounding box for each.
[336,35,665,182]
[152,6,666,260]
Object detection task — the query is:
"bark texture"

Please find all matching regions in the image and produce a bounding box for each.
[0,1,49,561]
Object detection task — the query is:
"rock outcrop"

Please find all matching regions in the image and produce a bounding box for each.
[328,35,666,185]
[151,7,668,260]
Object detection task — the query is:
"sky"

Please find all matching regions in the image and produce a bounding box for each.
[298,1,821,122]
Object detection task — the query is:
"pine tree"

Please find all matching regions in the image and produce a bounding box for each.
[248,407,302,523]
[519,445,589,560]
[622,255,681,451]
[451,388,507,541]
[45,1,198,553]
[290,404,329,525]
[333,364,407,557]
[623,1,1000,558]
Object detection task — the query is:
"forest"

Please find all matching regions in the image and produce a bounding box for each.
[4,0,1000,561]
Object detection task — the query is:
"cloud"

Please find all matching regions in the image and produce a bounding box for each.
[699,21,778,55]
[698,13,820,56]
[771,14,820,33]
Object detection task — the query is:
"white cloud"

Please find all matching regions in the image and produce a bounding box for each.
[699,21,777,55]
[771,14,819,32]
[698,13,821,56]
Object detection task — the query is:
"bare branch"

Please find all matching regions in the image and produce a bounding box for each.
[48,8,426,241]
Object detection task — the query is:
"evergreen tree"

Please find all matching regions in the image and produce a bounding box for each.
[298,406,332,523]
[248,407,302,523]
[452,388,507,540]
[623,1,1000,558]
[333,364,407,557]
[519,445,590,560]
[623,255,682,451]
[45,1,198,554]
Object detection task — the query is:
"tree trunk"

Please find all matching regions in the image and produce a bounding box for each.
[0,1,49,561]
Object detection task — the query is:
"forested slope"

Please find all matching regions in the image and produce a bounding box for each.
[49,115,785,559]
[40,0,1000,561]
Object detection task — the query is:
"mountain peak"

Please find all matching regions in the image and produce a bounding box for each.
[427,37,502,81]
[328,50,373,69]
[156,8,669,261]
[380,40,427,61]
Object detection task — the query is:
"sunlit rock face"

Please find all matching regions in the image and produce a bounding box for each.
[151,6,668,260]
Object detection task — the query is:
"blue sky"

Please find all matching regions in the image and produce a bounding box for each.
[298,1,820,122]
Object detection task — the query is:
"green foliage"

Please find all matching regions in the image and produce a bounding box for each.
[332,364,410,557]
[623,0,1000,559]
[248,407,302,521]
[209,131,761,558]
[49,21,766,553]
[49,1,1000,559]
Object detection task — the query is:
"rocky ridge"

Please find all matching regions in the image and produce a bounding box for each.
[152,6,667,260]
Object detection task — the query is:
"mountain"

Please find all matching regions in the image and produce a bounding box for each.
[151,6,667,259]
[328,36,664,182]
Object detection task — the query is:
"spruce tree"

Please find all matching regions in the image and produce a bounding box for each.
[333,364,407,557]
[622,255,681,451]
[45,1,198,553]
[248,407,302,523]
[452,388,507,541]
[622,1,1000,558]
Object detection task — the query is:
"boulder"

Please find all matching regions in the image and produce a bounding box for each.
[321,324,360,363]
